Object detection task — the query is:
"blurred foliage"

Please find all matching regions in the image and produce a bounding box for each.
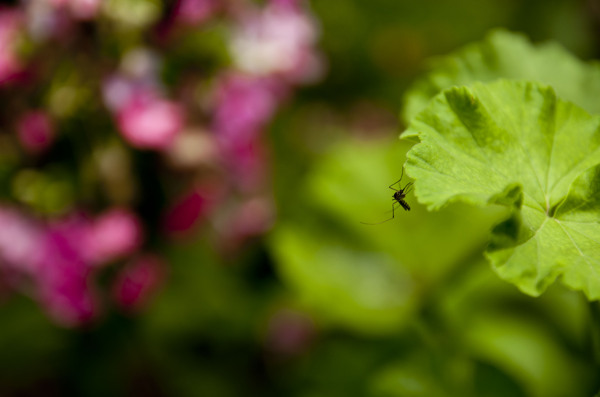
[269,139,505,334]
[305,0,595,121]
[2,0,600,396]
[401,29,600,124]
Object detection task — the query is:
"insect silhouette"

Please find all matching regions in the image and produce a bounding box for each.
[361,168,413,225]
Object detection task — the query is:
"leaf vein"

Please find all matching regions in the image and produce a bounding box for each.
[445,105,545,211]
[555,220,600,281]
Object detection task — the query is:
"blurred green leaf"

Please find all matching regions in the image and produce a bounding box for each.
[402,29,600,125]
[270,224,419,334]
[438,256,594,397]
[405,80,600,298]
[369,354,457,397]
[464,312,588,397]
[141,241,264,344]
[161,24,231,87]
[104,0,162,28]
[439,258,590,349]
[12,168,75,215]
[139,240,276,397]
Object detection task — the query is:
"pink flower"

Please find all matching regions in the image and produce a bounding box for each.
[103,57,183,151]
[36,216,98,327]
[47,0,102,20]
[16,111,55,154]
[174,0,220,25]
[0,206,44,274]
[113,254,165,312]
[37,255,97,327]
[68,0,102,19]
[0,8,23,85]
[213,73,284,146]
[164,186,217,235]
[212,73,281,189]
[85,208,143,265]
[224,139,269,190]
[24,1,74,41]
[0,209,98,326]
[117,95,184,150]
[0,206,151,326]
[229,0,323,83]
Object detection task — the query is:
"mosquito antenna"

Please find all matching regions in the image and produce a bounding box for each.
[361,203,397,225]
[360,217,394,225]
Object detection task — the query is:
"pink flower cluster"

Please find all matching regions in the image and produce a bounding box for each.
[0,206,163,327]
[211,0,323,190]
[0,0,323,326]
[102,0,322,238]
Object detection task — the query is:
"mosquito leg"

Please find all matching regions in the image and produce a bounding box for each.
[389,167,405,190]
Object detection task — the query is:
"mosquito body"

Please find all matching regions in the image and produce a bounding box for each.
[393,189,411,211]
[361,169,413,225]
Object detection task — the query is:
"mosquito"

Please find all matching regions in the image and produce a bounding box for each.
[361,168,413,225]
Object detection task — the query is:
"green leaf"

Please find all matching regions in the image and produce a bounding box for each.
[270,224,420,335]
[405,80,600,299]
[402,29,600,126]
